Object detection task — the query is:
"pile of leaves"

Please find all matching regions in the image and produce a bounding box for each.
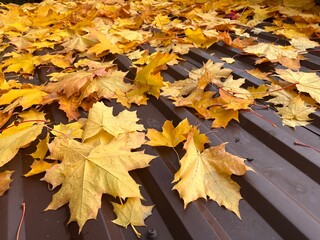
[0,0,319,237]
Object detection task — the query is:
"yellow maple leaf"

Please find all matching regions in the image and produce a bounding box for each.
[43,135,155,232]
[247,84,269,99]
[221,57,235,64]
[243,42,301,70]
[277,95,316,128]
[219,75,252,99]
[0,170,14,196]
[81,69,129,100]
[275,69,320,104]
[83,101,144,142]
[63,33,98,52]
[290,37,320,51]
[0,86,48,110]
[207,107,239,129]
[0,122,44,167]
[24,159,55,178]
[1,52,39,74]
[146,119,192,148]
[45,70,96,98]
[88,29,122,56]
[246,68,272,82]
[173,136,251,218]
[188,126,210,151]
[185,28,218,48]
[24,133,53,177]
[112,197,154,238]
[57,95,81,121]
[213,89,253,111]
[134,52,176,98]
[52,120,86,139]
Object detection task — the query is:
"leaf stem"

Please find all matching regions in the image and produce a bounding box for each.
[172,147,180,161]
[249,110,277,127]
[0,120,47,133]
[16,202,26,240]
[130,223,141,238]
[294,140,320,153]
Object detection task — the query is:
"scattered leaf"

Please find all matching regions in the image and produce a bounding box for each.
[173,135,251,217]
[112,198,154,238]
[0,170,14,196]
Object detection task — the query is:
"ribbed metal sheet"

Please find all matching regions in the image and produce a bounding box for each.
[0,28,319,240]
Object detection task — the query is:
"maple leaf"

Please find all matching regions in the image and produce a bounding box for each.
[88,29,122,56]
[161,78,198,99]
[81,68,130,100]
[207,107,239,129]
[52,120,86,139]
[1,52,39,75]
[188,126,210,151]
[212,89,253,111]
[289,37,320,51]
[25,134,54,177]
[0,170,14,196]
[0,86,48,110]
[63,33,98,52]
[0,122,44,167]
[275,69,320,104]
[243,42,301,70]
[122,52,176,107]
[112,198,154,238]
[146,119,192,148]
[56,95,82,121]
[133,52,176,98]
[247,84,269,99]
[43,136,155,231]
[221,57,235,64]
[185,28,218,48]
[246,68,272,82]
[44,70,96,98]
[217,75,252,99]
[173,136,251,217]
[82,102,144,142]
[0,109,13,129]
[277,95,316,128]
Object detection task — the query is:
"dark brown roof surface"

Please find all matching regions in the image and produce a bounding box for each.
[1,28,320,240]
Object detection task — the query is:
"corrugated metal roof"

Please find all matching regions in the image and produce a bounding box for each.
[1,25,320,240]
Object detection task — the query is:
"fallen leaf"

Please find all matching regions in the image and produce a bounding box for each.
[0,122,44,167]
[0,170,14,196]
[112,198,154,238]
[82,101,144,142]
[1,52,38,74]
[43,136,155,231]
[52,120,86,139]
[221,57,235,64]
[146,119,192,148]
[0,86,48,110]
[275,69,320,104]
[277,95,316,128]
[173,135,250,218]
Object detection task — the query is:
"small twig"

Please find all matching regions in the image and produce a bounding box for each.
[16,203,26,240]
[0,120,47,133]
[294,140,320,153]
[249,110,277,127]
[172,147,180,161]
[252,102,269,109]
